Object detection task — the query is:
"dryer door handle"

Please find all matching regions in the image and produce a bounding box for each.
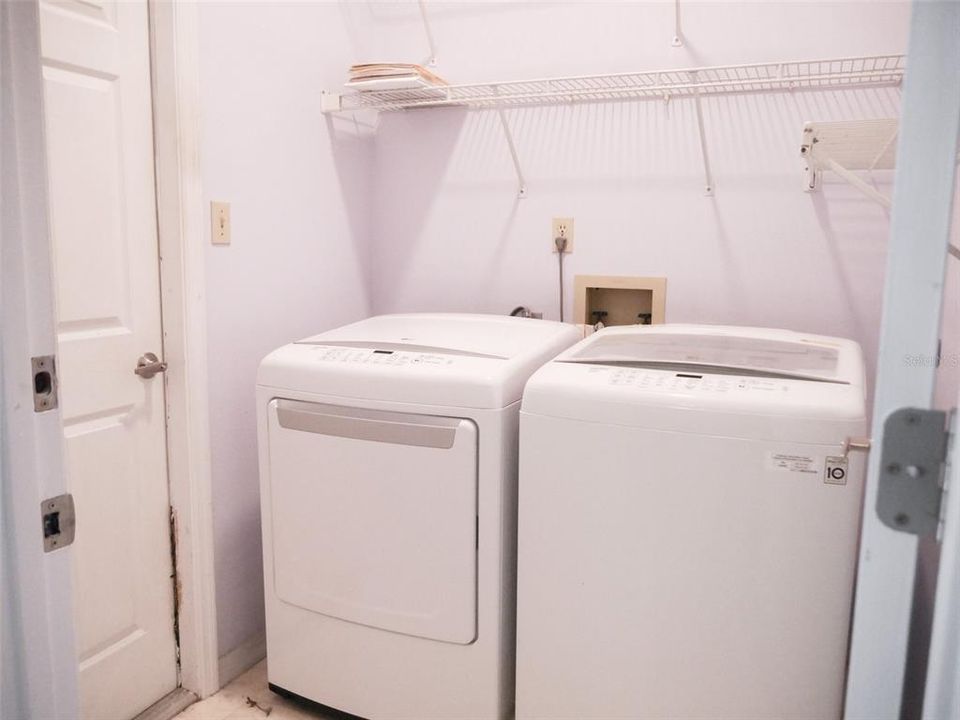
[274,400,465,450]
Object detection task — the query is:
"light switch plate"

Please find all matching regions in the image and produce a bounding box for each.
[211,201,231,245]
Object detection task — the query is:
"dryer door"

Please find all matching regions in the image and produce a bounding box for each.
[266,399,478,644]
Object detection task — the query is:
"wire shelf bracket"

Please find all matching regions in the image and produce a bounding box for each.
[801,118,899,199]
[418,0,437,68]
[800,118,960,260]
[691,74,714,195]
[672,0,684,47]
[494,88,527,198]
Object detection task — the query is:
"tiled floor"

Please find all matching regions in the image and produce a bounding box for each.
[174,661,340,720]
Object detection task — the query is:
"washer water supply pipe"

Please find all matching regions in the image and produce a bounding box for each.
[510,306,543,319]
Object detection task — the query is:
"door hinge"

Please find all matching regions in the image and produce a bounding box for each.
[31,355,58,412]
[877,408,951,537]
[41,493,76,552]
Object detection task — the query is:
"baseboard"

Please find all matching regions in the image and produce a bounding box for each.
[132,689,197,720]
[217,631,267,688]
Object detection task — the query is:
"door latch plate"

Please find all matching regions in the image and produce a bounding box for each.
[877,408,948,536]
[31,355,58,412]
[41,493,76,552]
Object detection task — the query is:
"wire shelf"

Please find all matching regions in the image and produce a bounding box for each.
[327,54,905,114]
[802,119,900,172]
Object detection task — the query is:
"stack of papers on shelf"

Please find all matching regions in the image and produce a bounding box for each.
[346,63,448,93]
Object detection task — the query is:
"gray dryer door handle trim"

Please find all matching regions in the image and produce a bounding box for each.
[274,400,462,449]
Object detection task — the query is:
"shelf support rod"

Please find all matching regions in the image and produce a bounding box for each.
[494,89,527,198]
[821,157,960,262]
[803,164,819,192]
[824,157,891,208]
[869,130,899,171]
[691,77,714,196]
[672,0,684,47]
[418,0,437,67]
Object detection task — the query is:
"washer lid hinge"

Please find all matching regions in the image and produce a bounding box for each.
[877,407,952,538]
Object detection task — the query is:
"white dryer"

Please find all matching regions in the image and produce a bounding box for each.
[516,324,867,720]
[256,314,580,720]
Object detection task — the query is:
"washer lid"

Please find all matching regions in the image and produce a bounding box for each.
[522,325,866,442]
[560,324,861,385]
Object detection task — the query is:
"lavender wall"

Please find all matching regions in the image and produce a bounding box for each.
[361,1,912,396]
[197,2,374,669]
[194,0,960,695]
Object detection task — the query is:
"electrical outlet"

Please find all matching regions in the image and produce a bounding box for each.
[552,217,574,253]
[211,201,231,245]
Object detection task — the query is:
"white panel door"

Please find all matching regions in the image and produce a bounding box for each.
[37,1,179,718]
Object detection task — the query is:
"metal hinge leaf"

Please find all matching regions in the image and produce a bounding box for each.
[936,410,957,542]
[877,407,950,537]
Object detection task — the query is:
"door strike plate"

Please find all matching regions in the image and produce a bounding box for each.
[41,493,76,552]
[877,408,948,536]
[31,355,58,412]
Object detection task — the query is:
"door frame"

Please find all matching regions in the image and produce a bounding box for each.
[1,1,80,717]
[924,407,960,718]
[843,2,960,718]
[2,0,220,709]
[148,0,220,701]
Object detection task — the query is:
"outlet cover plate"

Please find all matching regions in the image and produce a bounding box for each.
[552,217,574,253]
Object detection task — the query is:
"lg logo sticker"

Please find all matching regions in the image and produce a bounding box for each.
[824,457,848,485]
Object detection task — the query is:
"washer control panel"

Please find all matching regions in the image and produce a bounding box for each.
[307,345,456,367]
[590,366,792,394]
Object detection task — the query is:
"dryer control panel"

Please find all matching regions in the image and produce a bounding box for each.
[308,345,457,368]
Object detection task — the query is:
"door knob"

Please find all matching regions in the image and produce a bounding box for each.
[134,352,167,379]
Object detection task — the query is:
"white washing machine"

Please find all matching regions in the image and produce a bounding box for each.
[256,313,580,720]
[516,324,867,720]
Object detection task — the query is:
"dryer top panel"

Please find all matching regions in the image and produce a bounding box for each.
[297,313,578,359]
[258,314,582,410]
[558,324,863,385]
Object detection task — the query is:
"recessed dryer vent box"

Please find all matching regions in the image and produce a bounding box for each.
[573,275,666,327]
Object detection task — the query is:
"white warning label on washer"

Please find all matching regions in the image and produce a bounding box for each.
[766,452,821,476]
